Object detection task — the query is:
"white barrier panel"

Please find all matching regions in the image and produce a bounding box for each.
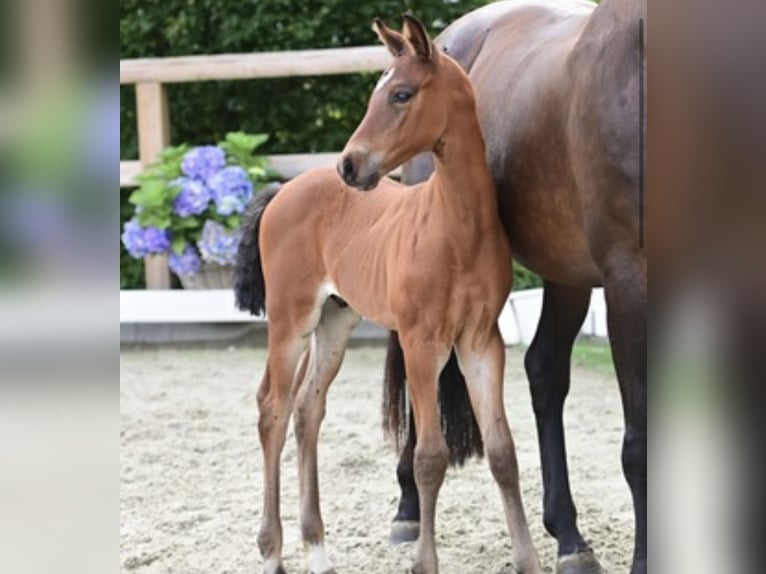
[120,289,261,323]
[497,287,607,345]
[120,288,607,343]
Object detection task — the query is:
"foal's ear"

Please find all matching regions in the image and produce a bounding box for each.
[402,14,433,61]
[372,18,410,57]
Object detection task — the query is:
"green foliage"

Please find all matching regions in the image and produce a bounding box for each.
[120,0,492,159]
[512,261,543,291]
[572,340,615,375]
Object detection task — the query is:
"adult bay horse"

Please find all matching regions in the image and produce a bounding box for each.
[235,15,542,574]
[385,1,647,573]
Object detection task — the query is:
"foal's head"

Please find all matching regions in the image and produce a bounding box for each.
[338,15,474,191]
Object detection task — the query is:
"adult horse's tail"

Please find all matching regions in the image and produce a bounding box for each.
[234,184,281,316]
[383,331,483,466]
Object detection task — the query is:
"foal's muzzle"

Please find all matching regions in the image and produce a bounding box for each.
[337,151,381,191]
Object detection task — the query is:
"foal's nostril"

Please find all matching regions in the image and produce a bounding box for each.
[341,156,356,183]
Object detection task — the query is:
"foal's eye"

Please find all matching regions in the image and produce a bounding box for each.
[391,89,413,104]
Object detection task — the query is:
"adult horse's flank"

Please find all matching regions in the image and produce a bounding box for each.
[235,15,541,574]
[385,1,647,574]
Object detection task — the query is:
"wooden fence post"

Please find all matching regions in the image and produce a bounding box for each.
[136,82,172,289]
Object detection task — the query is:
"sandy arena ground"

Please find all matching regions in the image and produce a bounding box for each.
[121,346,633,573]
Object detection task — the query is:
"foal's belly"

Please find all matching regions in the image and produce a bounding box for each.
[329,243,510,338]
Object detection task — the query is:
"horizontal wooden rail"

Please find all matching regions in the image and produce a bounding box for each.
[120,153,339,187]
[120,154,400,187]
[120,46,390,85]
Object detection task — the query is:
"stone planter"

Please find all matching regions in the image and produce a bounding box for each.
[177,263,234,290]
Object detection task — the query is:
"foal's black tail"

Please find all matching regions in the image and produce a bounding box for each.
[383,331,484,466]
[234,184,281,316]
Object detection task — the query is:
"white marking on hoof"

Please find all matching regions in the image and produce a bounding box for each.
[263,556,284,574]
[306,543,333,574]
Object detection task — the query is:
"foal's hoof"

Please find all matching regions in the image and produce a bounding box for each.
[556,550,604,574]
[389,520,420,544]
[311,570,336,574]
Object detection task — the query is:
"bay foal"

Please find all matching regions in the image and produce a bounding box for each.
[235,16,541,574]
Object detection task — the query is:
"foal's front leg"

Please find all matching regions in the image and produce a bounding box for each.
[399,335,451,574]
[456,329,543,574]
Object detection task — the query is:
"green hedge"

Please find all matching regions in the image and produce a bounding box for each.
[120,0,492,159]
[120,0,541,290]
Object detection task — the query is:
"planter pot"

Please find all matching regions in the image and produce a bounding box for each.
[177,263,234,290]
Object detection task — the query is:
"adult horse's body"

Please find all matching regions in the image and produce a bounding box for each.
[386,1,647,573]
[236,16,542,574]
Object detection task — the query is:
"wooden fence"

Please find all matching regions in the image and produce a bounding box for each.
[120,46,390,288]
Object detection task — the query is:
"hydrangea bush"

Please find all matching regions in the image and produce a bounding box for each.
[121,132,278,277]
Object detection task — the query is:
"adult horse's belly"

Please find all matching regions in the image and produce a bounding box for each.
[440,0,603,288]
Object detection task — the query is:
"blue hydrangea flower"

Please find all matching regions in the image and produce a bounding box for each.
[171,177,211,217]
[121,217,170,258]
[207,166,253,216]
[181,146,226,181]
[197,220,243,266]
[168,244,202,276]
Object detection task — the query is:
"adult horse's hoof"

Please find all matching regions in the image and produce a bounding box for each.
[389,520,420,544]
[556,550,604,574]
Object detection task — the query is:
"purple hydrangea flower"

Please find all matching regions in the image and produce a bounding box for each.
[171,177,211,217]
[121,217,170,258]
[197,220,243,266]
[168,244,202,276]
[181,146,226,181]
[207,166,253,216]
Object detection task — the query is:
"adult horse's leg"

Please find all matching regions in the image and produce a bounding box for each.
[457,328,542,574]
[293,298,360,574]
[524,281,602,574]
[399,334,450,574]
[257,323,306,574]
[391,415,420,543]
[382,331,421,542]
[601,252,647,574]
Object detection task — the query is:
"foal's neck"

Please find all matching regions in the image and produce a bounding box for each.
[429,87,497,228]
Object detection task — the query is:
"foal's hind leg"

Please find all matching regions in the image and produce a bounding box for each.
[293,299,360,574]
[456,328,542,574]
